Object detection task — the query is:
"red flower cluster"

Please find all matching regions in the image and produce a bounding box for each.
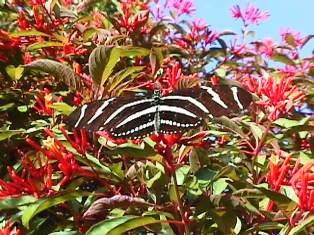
[0,221,22,235]
[267,154,314,224]
[165,0,195,18]
[243,73,305,120]
[0,30,20,63]
[0,150,54,198]
[32,88,55,116]
[116,0,149,33]
[0,127,95,198]
[231,3,270,26]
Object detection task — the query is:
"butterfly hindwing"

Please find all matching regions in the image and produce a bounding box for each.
[109,106,156,139]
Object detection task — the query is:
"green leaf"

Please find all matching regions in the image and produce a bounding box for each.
[195,168,217,189]
[17,105,28,112]
[108,66,144,92]
[234,217,242,234]
[102,141,162,161]
[281,186,299,203]
[0,195,37,209]
[215,117,247,140]
[284,33,297,47]
[0,103,15,111]
[274,118,308,128]
[5,65,24,80]
[86,215,157,235]
[89,46,149,86]
[22,191,90,228]
[27,41,63,51]
[254,186,297,213]
[0,129,24,141]
[248,122,264,140]
[208,209,237,234]
[288,215,314,235]
[25,59,81,91]
[285,125,314,136]
[50,102,76,115]
[9,30,51,38]
[213,178,228,195]
[215,68,226,78]
[48,231,78,235]
[245,222,285,233]
[271,53,295,66]
[89,46,119,86]
[175,166,190,185]
[119,47,150,57]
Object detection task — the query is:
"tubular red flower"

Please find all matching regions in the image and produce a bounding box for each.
[231,3,269,26]
[242,74,305,121]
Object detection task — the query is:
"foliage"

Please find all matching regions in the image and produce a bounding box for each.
[0,0,314,234]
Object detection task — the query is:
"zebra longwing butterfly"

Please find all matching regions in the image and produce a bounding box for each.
[67,85,252,139]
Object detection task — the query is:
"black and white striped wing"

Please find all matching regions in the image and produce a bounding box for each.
[158,94,208,134]
[66,94,156,139]
[170,85,252,118]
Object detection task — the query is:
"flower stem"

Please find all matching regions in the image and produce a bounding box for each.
[172,174,190,235]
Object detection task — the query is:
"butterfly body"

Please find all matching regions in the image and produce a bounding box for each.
[67,85,252,139]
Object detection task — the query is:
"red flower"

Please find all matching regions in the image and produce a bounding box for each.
[17,11,30,30]
[281,28,305,48]
[59,127,91,155]
[256,38,277,57]
[0,221,22,235]
[33,89,54,115]
[242,73,305,121]
[166,61,183,91]
[29,0,46,5]
[165,0,195,18]
[231,3,269,26]
[63,43,76,55]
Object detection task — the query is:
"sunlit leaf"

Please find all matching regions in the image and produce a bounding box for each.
[9,30,51,38]
[86,215,157,235]
[89,46,149,86]
[288,215,314,235]
[51,102,76,116]
[27,41,63,51]
[0,129,24,141]
[108,66,144,92]
[25,59,82,91]
[215,117,247,140]
[175,166,190,185]
[0,195,37,209]
[271,53,295,66]
[5,65,24,80]
[22,191,91,228]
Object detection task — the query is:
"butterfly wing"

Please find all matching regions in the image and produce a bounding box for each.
[66,93,156,139]
[170,85,252,118]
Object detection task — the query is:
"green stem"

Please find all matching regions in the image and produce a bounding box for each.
[172,174,190,235]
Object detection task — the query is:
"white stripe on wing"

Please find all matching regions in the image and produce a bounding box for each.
[161,95,209,113]
[201,86,228,109]
[231,86,244,109]
[104,99,153,126]
[87,97,115,124]
[116,105,197,128]
[74,104,88,128]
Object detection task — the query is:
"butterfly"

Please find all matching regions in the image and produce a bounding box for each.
[67,85,252,139]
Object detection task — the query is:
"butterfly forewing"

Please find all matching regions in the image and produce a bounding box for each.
[172,85,252,118]
[66,94,152,133]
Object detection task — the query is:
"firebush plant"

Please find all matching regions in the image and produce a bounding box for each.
[0,0,314,234]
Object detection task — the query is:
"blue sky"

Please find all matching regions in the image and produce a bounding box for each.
[194,0,314,55]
